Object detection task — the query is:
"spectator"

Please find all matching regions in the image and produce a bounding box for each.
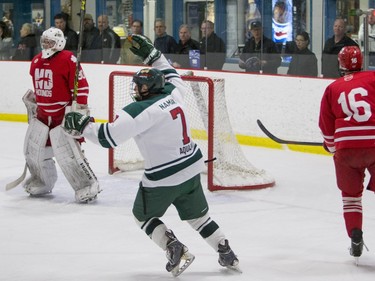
[358,11,375,66]
[239,21,281,74]
[81,13,100,63]
[54,12,78,53]
[322,17,358,78]
[2,11,13,36]
[319,46,372,262]
[95,14,121,64]
[120,19,145,65]
[12,23,38,61]
[0,20,13,60]
[287,31,318,77]
[171,24,200,68]
[154,18,178,54]
[199,20,226,70]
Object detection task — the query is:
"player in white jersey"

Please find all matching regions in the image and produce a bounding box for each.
[63,34,240,276]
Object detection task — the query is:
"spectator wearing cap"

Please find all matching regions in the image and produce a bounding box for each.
[239,21,281,74]
[81,13,100,62]
[199,20,226,70]
[54,12,78,52]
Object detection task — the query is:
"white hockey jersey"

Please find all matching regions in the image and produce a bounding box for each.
[83,55,206,187]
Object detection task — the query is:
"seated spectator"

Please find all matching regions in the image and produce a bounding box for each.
[199,20,226,70]
[81,13,100,63]
[54,12,78,53]
[287,31,318,77]
[12,23,38,61]
[322,17,358,78]
[120,19,145,65]
[239,21,280,74]
[0,20,13,60]
[171,24,200,68]
[93,15,121,64]
[154,18,177,54]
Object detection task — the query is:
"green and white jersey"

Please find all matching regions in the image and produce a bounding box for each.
[83,56,205,187]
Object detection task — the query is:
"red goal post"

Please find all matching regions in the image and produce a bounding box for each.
[108,71,275,191]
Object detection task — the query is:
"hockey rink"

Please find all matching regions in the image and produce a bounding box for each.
[1,121,375,281]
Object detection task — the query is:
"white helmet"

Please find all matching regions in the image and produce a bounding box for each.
[40,27,66,58]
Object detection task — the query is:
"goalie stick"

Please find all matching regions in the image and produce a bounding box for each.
[5,163,27,191]
[72,0,86,111]
[257,119,323,146]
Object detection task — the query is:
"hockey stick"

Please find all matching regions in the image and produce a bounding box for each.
[72,0,86,111]
[5,163,28,191]
[257,119,323,146]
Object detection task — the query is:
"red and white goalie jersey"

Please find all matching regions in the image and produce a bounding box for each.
[29,50,89,126]
[319,71,375,153]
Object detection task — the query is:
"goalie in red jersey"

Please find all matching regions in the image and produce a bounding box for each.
[23,27,100,202]
[319,46,375,263]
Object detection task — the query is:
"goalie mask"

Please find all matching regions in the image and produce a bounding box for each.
[338,46,363,76]
[131,68,165,101]
[40,27,66,59]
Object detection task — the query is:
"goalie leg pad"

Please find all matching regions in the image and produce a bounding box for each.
[50,126,100,202]
[23,119,57,195]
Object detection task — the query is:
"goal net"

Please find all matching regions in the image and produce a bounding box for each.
[108,71,275,191]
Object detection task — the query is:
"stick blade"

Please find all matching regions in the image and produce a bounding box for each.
[5,164,27,191]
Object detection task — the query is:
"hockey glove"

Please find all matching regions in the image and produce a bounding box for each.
[63,112,91,138]
[128,34,161,65]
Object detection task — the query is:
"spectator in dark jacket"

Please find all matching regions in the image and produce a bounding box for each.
[81,13,100,63]
[287,31,318,77]
[154,18,178,55]
[54,13,78,53]
[322,18,358,78]
[171,24,200,68]
[239,21,281,74]
[12,23,38,61]
[199,20,226,70]
[94,14,121,64]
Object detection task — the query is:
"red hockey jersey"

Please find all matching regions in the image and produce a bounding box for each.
[29,50,89,118]
[319,71,375,153]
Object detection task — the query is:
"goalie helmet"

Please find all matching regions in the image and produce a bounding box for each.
[132,68,165,101]
[40,27,66,58]
[338,46,363,75]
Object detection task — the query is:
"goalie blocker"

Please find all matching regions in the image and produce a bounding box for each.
[22,90,100,202]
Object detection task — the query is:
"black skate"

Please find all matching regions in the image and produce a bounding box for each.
[349,228,369,265]
[218,239,242,273]
[165,230,195,277]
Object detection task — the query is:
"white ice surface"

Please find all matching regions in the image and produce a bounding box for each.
[1,121,375,281]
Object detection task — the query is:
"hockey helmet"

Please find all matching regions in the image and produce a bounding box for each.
[40,27,66,58]
[338,46,363,74]
[132,68,165,101]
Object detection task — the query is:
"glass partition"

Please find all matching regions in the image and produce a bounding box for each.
[1,0,374,78]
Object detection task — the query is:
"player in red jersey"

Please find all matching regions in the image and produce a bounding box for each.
[319,46,374,262]
[23,27,99,202]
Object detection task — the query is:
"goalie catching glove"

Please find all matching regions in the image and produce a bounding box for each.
[128,34,161,65]
[63,112,92,138]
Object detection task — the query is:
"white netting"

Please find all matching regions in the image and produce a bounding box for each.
[109,72,275,190]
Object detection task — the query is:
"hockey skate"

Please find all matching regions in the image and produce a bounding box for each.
[218,239,242,273]
[165,230,195,277]
[349,228,368,265]
[74,182,101,203]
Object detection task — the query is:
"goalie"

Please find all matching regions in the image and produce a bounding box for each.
[62,34,240,276]
[22,27,100,203]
